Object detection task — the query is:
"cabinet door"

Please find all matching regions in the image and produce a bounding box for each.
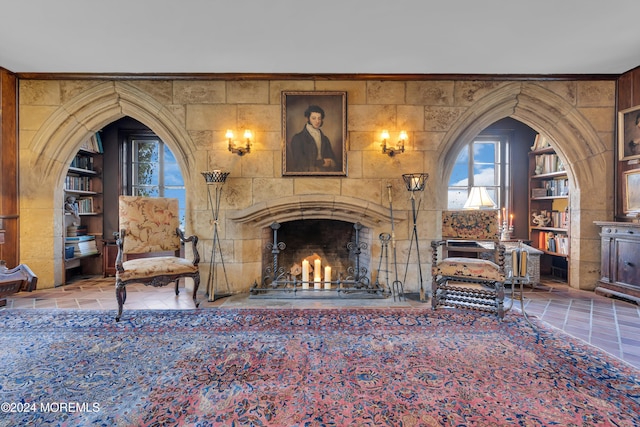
[615,239,640,288]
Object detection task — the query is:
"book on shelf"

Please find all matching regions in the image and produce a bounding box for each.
[533,153,567,175]
[65,235,95,242]
[65,175,94,192]
[65,235,98,256]
[70,154,95,171]
[78,132,104,154]
[538,231,569,255]
[531,134,551,151]
[550,210,569,228]
[76,197,95,214]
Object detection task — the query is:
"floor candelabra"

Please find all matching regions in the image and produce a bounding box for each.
[201,170,231,302]
[402,173,429,301]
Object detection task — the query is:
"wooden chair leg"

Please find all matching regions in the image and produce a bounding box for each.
[115,281,127,322]
[192,275,200,307]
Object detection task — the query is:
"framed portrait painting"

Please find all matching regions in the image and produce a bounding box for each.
[618,105,640,161]
[282,91,347,176]
[623,169,640,214]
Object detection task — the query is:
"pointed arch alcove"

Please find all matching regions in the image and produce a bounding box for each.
[21,81,198,286]
[436,82,613,289]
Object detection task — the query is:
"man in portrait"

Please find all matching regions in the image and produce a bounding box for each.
[288,105,339,173]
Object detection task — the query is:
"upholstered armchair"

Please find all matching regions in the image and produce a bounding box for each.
[115,196,200,321]
[431,210,506,318]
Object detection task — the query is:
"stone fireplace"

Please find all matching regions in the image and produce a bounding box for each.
[229,194,400,296]
[260,219,372,286]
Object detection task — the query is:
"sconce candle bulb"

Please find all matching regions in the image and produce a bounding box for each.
[227,129,252,156]
[381,130,407,157]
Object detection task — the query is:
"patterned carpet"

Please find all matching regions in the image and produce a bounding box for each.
[1,308,639,426]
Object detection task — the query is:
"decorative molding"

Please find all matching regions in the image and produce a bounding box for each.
[228,195,406,229]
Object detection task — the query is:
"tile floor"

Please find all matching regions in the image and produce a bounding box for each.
[3,276,640,370]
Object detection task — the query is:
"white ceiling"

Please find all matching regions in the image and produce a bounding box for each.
[1,0,639,75]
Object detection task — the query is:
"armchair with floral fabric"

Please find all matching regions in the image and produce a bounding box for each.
[115,196,200,321]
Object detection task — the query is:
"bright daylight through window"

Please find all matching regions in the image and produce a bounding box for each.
[448,135,510,210]
[128,136,186,227]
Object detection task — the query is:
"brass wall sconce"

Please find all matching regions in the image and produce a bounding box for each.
[381,130,407,156]
[226,129,252,156]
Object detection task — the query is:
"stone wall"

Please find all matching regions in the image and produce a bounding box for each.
[17,78,615,292]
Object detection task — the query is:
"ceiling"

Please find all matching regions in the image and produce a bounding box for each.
[1,0,639,75]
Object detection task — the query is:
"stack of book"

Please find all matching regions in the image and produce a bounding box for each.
[65,235,98,257]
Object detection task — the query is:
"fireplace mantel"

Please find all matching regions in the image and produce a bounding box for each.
[228,195,405,228]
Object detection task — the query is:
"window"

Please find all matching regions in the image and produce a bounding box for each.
[448,134,510,210]
[122,133,186,226]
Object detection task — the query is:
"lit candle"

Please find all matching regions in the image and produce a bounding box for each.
[324,266,332,289]
[502,207,506,224]
[411,176,420,191]
[314,259,322,289]
[302,260,309,289]
[509,214,513,228]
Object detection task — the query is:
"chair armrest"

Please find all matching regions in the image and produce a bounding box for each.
[177,228,200,266]
[431,240,446,264]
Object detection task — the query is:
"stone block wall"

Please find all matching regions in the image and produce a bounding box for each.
[17,77,615,292]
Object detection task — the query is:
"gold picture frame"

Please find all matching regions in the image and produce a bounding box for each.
[623,169,640,214]
[282,91,347,176]
[618,105,640,161]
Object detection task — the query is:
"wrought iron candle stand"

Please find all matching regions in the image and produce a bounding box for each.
[201,170,231,302]
[251,221,387,298]
[402,172,429,301]
[263,222,287,286]
[345,222,369,286]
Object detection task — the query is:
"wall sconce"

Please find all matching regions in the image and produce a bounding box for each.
[226,129,252,156]
[381,130,407,156]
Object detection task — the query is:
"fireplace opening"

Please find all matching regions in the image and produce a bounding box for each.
[261,219,372,285]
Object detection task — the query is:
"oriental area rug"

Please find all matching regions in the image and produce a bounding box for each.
[1,308,639,426]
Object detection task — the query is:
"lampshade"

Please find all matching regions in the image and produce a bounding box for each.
[463,186,496,209]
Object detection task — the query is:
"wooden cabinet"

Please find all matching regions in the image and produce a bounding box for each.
[63,138,104,283]
[594,221,640,304]
[528,135,570,282]
[102,240,117,277]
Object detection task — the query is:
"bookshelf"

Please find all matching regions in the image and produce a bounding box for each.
[528,134,570,282]
[63,133,103,283]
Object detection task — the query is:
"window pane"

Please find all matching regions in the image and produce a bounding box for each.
[133,140,159,162]
[133,140,159,186]
[473,165,496,186]
[473,141,496,164]
[447,134,506,210]
[449,162,469,186]
[448,189,468,209]
[133,186,159,197]
[129,136,186,229]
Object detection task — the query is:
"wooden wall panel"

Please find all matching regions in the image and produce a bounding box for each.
[617,66,640,221]
[0,68,18,267]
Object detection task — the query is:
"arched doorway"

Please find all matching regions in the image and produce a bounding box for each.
[433,82,613,290]
[22,82,198,286]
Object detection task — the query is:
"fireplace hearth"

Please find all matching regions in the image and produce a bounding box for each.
[251,220,388,298]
